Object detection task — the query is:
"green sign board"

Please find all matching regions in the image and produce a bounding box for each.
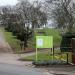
[36,36,53,48]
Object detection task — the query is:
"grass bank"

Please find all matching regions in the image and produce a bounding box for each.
[1,27,62,53]
[2,28,21,53]
[28,28,62,48]
[21,51,72,62]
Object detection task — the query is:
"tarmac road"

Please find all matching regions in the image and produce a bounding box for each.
[0,63,46,75]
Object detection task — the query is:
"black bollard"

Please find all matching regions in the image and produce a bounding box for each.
[67,53,69,64]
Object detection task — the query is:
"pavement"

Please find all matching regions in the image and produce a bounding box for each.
[0,30,33,66]
[45,65,75,75]
[0,63,49,75]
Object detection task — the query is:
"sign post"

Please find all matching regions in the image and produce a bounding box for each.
[36,48,38,62]
[36,36,53,62]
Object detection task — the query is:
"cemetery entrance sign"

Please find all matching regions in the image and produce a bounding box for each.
[36,36,53,61]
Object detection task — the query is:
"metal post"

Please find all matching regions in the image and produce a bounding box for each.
[36,48,38,62]
[67,53,69,64]
[53,46,54,60]
[52,48,54,62]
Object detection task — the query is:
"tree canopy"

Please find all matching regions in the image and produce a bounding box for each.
[45,0,75,33]
[1,0,47,49]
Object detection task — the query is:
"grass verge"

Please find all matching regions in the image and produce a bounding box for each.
[2,28,21,53]
[28,28,62,48]
[21,51,72,63]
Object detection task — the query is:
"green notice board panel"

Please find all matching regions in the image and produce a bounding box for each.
[36,36,53,48]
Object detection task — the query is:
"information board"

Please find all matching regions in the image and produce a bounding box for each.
[36,36,53,48]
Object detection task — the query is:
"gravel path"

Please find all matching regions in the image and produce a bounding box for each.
[0,31,12,53]
[0,30,32,66]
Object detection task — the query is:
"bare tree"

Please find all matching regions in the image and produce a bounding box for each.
[45,0,75,33]
[1,0,47,50]
[16,0,47,29]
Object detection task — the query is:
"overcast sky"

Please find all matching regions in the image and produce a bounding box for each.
[0,0,37,6]
[0,0,19,6]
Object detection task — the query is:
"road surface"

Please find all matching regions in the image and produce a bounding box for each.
[0,63,47,75]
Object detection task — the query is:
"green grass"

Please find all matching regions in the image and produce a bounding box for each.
[21,51,72,62]
[2,28,21,53]
[21,51,53,61]
[1,27,62,53]
[28,28,62,48]
[24,51,53,61]
[2,28,61,50]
